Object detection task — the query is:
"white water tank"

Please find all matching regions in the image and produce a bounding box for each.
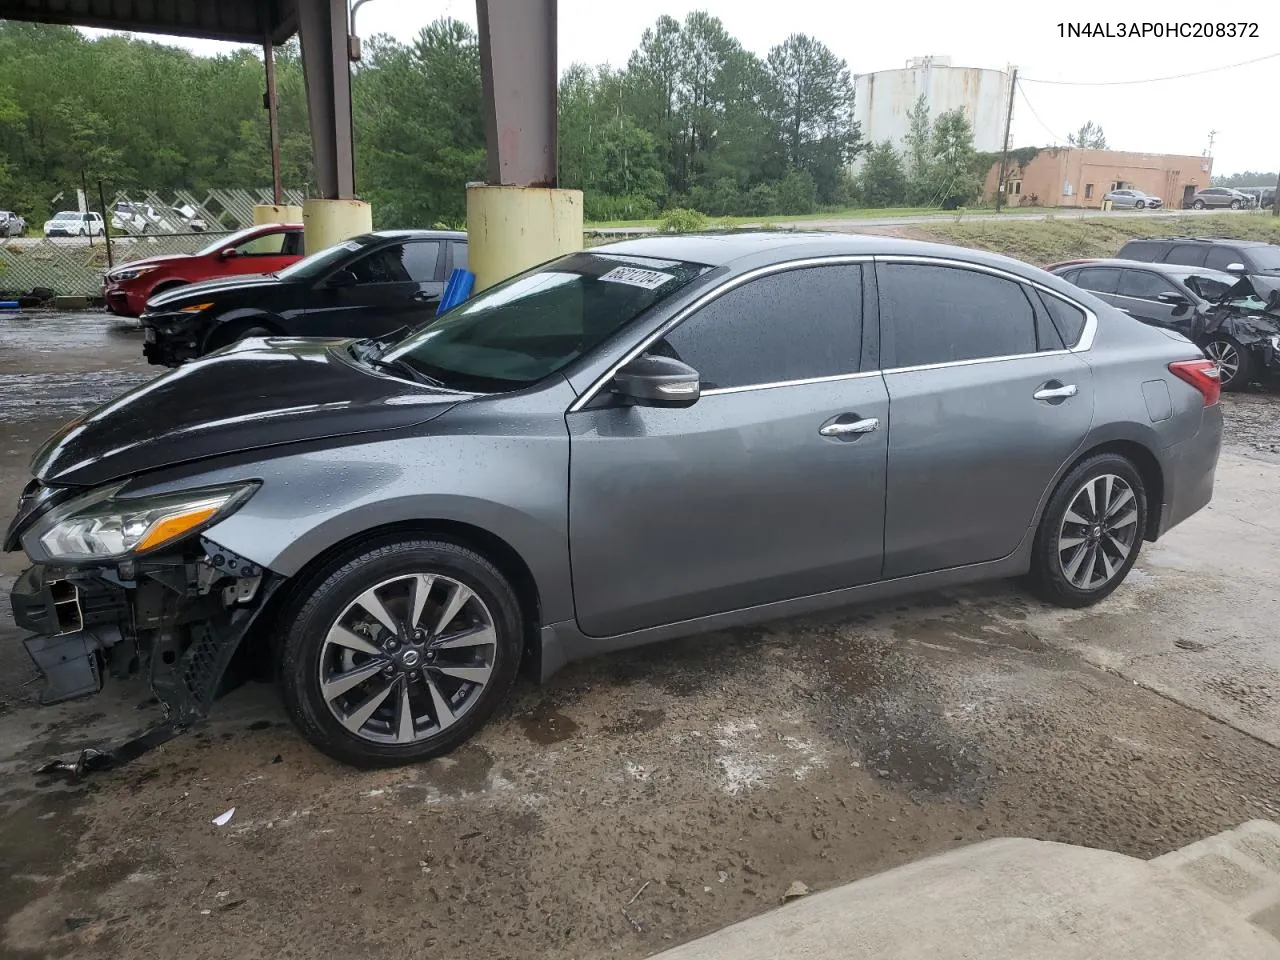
[852,58,1011,170]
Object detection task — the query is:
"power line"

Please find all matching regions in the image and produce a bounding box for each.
[1015,82,1070,145]
[1020,50,1280,86]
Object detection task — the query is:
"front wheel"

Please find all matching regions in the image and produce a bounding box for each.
[1135,200,1145,209]
[1029,454,1147,608]
[1229,199,1241,210]
[278,539,523,768]
[1202,336,1250,390]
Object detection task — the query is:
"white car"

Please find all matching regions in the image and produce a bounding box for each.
[1104,188,1162,210]
[43,211,105,238]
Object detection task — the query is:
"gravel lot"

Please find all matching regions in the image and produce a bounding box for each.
[0,312,1277,960]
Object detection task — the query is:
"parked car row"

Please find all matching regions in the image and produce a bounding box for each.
[1047,235,1280,390]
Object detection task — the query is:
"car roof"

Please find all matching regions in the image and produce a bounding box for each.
[592,232,1055,278]
[1122,236,1268,248]
[1054,258,1238,281]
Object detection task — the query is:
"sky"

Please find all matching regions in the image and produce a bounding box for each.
[84,0,1280,176]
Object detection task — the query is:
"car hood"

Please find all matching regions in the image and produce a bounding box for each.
[29,337,467,487]
[107,253,191,276]
[147,272,284,308]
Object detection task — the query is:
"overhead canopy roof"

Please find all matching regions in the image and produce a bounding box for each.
[0,0,299,45]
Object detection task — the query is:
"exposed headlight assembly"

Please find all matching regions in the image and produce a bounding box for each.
[26,481,258,563]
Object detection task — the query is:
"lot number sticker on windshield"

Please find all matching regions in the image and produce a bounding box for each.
[599,266,674,290]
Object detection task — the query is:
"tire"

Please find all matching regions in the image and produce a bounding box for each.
[1028,453,1147,608]
[1135,200,1145,209]
[1202,335,1250,390]
[1230,199,1241,210]
[1192,199,1205,210]
[278,539,523,768]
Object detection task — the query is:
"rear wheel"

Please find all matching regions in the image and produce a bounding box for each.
[1029,454,1147,608]
[1202,336,1250,390]
[1192,199,1205,210]
[278,539,523,768]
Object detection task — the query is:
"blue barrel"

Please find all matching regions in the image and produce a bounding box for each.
[0,301,20,310]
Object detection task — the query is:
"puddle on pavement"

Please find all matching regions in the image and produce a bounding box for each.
[518,701,580,745]
[397,746,498,804]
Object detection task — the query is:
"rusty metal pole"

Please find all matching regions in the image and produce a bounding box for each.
[98,178,113,269]
[264,37,284,206]
[1272,169,1279,217]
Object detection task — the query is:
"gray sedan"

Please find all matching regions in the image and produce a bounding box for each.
[6,234,1224,768]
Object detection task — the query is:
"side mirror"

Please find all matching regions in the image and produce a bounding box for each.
[611,355,701,408]
[1226,263,1246,274]
[219,248,238,259]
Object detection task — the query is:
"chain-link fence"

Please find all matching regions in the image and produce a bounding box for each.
[0,188,307,299]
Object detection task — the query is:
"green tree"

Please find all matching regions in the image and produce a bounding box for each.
[1068,120,1107,149]
[764,33,860,203]
[857,140,907,207]
[925,109,981,206]
[903,94,933,204]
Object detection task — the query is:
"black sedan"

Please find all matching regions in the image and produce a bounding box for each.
[140,229,467,366]
[1048,257,1280,390]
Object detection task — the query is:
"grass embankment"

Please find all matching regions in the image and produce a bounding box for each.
[913,213,1280,267]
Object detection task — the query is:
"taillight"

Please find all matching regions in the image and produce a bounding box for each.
[1169,359,1221,406]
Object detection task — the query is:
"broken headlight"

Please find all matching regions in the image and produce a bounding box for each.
[25,481,258,563]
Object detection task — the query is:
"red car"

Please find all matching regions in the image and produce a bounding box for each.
[102,222,304,317]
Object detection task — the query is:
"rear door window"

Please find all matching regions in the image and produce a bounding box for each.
[1072,267,1120,295]
[401,240,442,282]
[1166,244,1208,267]
[655,265,862,389]
[877,263,1039,367]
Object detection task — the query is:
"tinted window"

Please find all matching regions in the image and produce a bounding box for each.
[1038,292,1088,345]
[879,264,1037,367]
[1165,244,1208,267]
[1117,240,1160,262]
[236,232,286,256]
[1073,267,1120,294]
[386,251,708,392]
[282,231,304,256]
[655,266,861,389]
[349,244,413,284]
[450,241,468,271]
[1118,270,1178,300]
[401,241,441,282]
[1204,246,1243,272]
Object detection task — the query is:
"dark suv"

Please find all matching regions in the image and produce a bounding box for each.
[1115,238,1280,278]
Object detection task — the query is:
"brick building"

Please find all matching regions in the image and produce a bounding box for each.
[984,147,1213,209]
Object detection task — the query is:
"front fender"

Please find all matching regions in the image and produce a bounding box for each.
[154,383,577,625]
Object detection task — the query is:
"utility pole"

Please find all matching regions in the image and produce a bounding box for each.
[264,37,284,206]
[1273,168,1279,217]
[995,66,1018,214]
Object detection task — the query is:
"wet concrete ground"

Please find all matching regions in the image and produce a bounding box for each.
[0,311,1278,959]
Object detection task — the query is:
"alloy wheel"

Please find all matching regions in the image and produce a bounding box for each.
[1203,340,1240,386]
[318,573,496,745]
[1057,474,1140,590]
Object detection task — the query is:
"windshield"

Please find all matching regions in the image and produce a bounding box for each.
[1246,247,1280,271]
[196,225,284,257]
[383,250,710,392]
[276,236,377,281]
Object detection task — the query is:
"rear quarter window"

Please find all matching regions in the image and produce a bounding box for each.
[1117,241,1163,262]
[1037,291,1088,346]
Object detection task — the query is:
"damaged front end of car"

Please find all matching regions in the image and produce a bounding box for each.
[5,478,279,772]
[1205,275,1280,381]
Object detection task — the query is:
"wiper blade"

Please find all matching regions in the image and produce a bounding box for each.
[370,356,446,388]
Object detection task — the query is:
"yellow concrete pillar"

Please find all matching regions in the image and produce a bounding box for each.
[301,199,373,255]
[253,204,304,225]
[466,186,584,292]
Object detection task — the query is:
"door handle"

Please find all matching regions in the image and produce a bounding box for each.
[1033,383,1078,401]
[819,417,879,438]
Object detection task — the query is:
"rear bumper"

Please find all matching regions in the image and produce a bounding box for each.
[1155,404,1223,539]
